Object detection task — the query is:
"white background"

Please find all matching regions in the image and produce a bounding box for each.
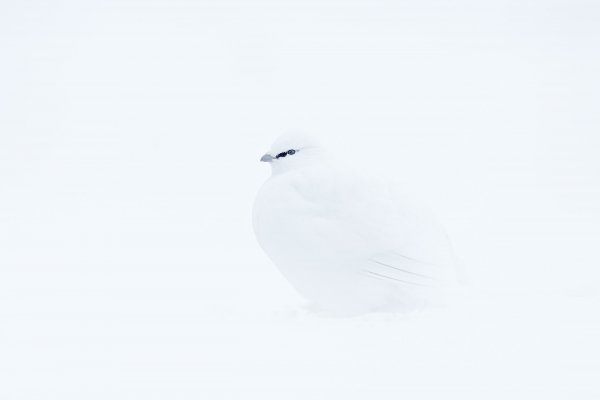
[1,0,599,398]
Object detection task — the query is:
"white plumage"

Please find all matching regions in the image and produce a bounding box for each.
[253,133,457,315]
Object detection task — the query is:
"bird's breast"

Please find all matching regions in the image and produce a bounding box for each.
[253,176,369,271]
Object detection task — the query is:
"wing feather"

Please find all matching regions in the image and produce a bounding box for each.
[362,251,454,288]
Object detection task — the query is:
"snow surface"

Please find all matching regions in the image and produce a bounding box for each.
[1,0,600,398]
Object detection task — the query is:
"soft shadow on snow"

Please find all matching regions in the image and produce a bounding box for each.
[244,287,600,399]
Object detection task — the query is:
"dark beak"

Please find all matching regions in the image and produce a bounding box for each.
[260,153,274,162]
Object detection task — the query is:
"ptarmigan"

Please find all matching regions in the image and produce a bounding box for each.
[253,132,457,315]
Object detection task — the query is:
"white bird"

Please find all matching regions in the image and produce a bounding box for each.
[253,133,457,315]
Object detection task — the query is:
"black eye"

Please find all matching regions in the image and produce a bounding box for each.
[276,152,287,158]
[287,149,296,155]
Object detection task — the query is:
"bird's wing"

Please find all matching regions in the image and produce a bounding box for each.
[287,166,457,285]
[361,251,453,288]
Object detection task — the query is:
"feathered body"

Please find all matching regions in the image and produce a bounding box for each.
[253,133,457,315]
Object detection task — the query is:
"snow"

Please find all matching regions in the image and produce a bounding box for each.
[1,0,600,398]
[3,270,599,398]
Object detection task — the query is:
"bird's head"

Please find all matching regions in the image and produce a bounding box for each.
[260,132,325,174]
